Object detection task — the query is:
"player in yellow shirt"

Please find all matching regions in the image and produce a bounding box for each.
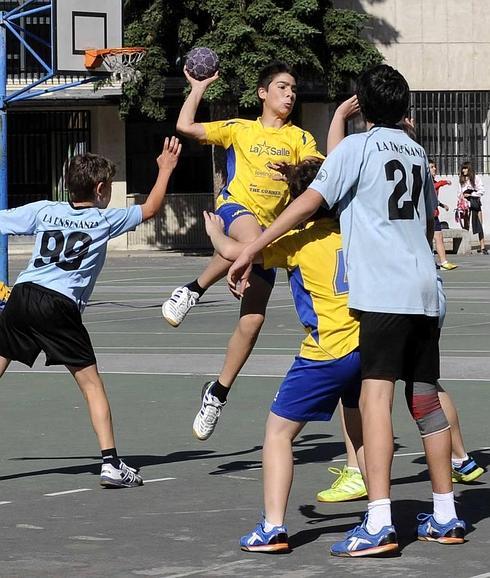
[203,158,364,553]
[161,62,323,441]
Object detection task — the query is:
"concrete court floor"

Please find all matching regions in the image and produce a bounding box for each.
[0,251,488,578]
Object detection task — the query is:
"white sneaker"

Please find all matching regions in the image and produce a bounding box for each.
[192,381,226,441]
[162,286,200,327]
[100,460,143,488]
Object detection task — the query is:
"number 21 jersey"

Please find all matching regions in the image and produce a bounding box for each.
[309,126,439,316]
[0,201,142,311]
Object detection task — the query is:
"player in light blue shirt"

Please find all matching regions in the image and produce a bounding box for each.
[227,65,465,556]
[309,126,439,316]
[3,201,140,312]
[0,136,181,489]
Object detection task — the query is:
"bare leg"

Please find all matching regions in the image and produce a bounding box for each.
[434,231,448,265]
[0,356,11,378]
[67,364,115,450]
[360,379,395,500]
[343,405,365,476]
[217,213,273,387]
[196,252,232,289]
[219,271,272,386]
[436,384,466,459]
[263,412,305,526]
[198,213,265,290]
[477,211,485,250]
[422,428,453,494]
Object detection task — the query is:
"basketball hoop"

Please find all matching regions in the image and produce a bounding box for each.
[84,47,146,82]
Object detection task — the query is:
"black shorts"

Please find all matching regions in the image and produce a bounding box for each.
[359,312,440,384]
[0,282,96,368]
[434,216,442,232]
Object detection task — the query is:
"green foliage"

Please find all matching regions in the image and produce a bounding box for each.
[121,0,383,119]
[322,7,383,97]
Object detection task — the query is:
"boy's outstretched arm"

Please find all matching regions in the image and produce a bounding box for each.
[327,96,359,154]
[203,211,263,263]
[141,137,182,221]
[227,188,323,297]
[176,68,219,141]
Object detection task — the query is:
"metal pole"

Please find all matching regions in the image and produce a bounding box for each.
[0,13,9,284]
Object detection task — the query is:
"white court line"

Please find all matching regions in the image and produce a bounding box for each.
[441,349,490,353]
[7,369,490,382]
[172,508,256,515]
[83,303,294,325]
[44,477,174,496]
[0,501,12,505]
[330,446,490,464]
[468,574,490,578]
[445,321,490,329]
[222,474,258,481]
[94,346,297,351]
[44,488,92,497]
[143,477,176,484]
[158,560,252,578]
[90,331,301,336]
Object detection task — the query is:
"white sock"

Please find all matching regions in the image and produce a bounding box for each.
[441,260,448,265]
[433,491,457,524]
[366,498,392,534]
[346,466,361,474]
[263,518,280,532]
[451,454,468,468]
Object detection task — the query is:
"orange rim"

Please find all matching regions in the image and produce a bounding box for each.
[84,47,146,69]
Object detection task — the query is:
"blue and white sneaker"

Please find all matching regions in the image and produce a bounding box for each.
[240,519,290,553]
[100,460,143,488]
[330,518,399,557]
[452,455,485,483]
[417,514,466,544]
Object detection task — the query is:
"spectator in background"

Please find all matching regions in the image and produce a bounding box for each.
[457,162,487,254]
[429,159,457,270]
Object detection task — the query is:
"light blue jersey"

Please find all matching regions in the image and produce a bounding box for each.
[0,201,142,311]
[310,126,439,316]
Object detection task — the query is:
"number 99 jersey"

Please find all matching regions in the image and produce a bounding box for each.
[0,201,142,311]
[310,126,439,317]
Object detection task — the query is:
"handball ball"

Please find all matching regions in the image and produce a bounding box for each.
[185,47,219,81]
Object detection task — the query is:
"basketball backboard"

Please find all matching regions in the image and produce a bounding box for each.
[53,0,123,75]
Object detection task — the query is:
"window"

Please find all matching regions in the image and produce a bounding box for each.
[8,111,91,207]
[411,91,490,175]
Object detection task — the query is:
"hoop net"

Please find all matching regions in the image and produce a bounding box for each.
[85,48,146,83]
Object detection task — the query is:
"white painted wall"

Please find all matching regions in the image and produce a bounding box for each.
[333,0,490,91]
[91,105,128,250]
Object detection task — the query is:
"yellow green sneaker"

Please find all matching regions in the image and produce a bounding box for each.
[317,465,367,503]
[440,261,458,271]
[451,455,485,483]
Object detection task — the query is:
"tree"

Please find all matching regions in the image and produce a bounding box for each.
[121,0,383,120]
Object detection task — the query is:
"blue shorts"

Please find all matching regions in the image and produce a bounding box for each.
[216,200,254,235]
[216,198,276,287]
[270,350,361,422]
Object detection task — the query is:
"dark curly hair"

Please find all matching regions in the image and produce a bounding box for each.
[66,153,116,202]
[284,158,337,220]
[356,64,410,125]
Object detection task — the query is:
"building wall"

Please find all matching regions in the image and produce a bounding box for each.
[319,0,490,239]
[91,106,128,250]
[334,0,490,91]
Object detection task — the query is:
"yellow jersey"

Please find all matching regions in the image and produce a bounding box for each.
[262,218,359,361]
[202,118,323,227]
